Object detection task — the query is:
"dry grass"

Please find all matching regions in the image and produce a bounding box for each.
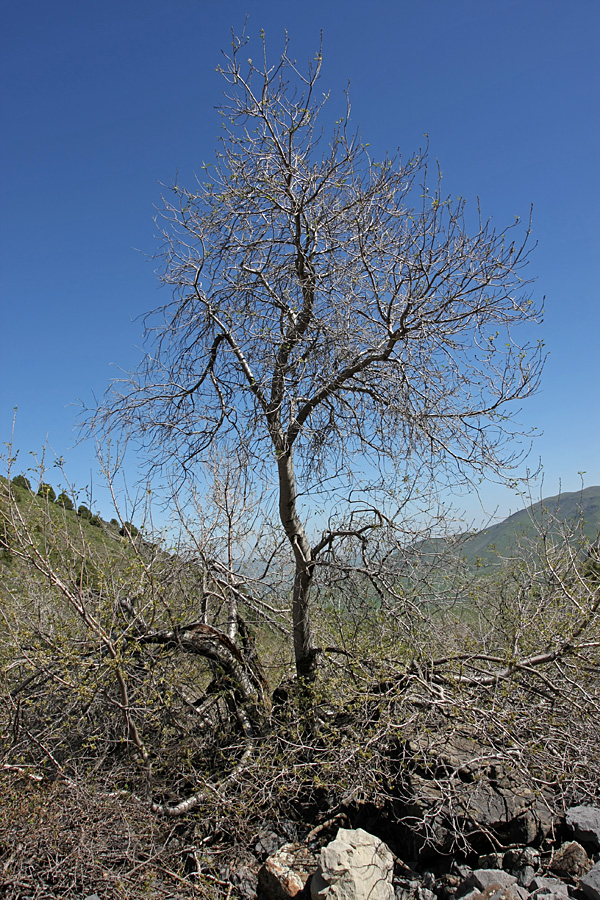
[0,771,220,899]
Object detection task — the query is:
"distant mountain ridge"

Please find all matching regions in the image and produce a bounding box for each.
[460,485,600,567]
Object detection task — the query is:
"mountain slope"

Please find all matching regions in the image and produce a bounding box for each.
[461,485,600,567]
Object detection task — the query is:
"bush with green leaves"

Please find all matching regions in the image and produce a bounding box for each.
[119,521,139,538]
[11,474,32,492]
[78,504,92,519]
[37,483,56,502]
[56,491,74,511]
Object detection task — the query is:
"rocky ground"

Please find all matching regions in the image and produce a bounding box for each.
[1,747,599,900]
[2,718,599,900]
[254,805,600,900]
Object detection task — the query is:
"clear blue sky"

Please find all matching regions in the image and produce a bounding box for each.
[1,0,599,523]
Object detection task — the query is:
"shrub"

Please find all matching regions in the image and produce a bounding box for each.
[11,474,32,492]
[89,514,102,528]
[56,491,74,511]
[78,505,92,520]
[119,521,139,538]
[37,483,56,502]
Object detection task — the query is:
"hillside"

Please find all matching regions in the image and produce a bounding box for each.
[0,477,140,575]
[459,485,600,568]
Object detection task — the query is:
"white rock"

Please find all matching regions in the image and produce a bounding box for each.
[311,828,394,900]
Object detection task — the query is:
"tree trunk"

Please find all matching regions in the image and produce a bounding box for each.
[277,452,317,680]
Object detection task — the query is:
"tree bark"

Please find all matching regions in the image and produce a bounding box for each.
[277,451,316,679]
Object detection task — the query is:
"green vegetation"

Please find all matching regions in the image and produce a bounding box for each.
[459,486,600,568]
[11,474,31,492]
[56,490,74,510]
[37,482,56,502]
[119,520,139,537]
[1,461,600,896]
[1,469,599,845]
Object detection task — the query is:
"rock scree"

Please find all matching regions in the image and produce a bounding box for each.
[257,805,600,900]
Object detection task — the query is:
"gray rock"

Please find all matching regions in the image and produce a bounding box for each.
[528,876,569,899]
[459,869,517,894]
[515,869,535,889]
[230,864,258,900]
[550,841,591,878]
[511,888,530,900]
[403,732,554,850]
[457,867,474,880]
[581,862,600,900]
[422,873,436,891]
[491,889,529,900]
[436,874,463,899]
[417,890,435,900]
[529,893,570,900]
[504,848,540,888]
[259,842,318,900]
[256,831,284,860]
[311,828,394,900]
[566,806,600,850]
[394,879,420,900]
[459,886,525,900]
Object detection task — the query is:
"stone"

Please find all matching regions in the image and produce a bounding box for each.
[458,886,526,900]
[509,888,530,900]
[550,841,591,878]
[417,890,435,900]
[504,847,540,887]
[566,806,600,850]
[311,828,394,900]
[457,891,481,900]
[256,831,284,860]
[259,842,318,900]
[402,732,554,850]
[581,862,600,900]
[458,869,517,894]
[230,864,258,900]
[394,878,420,900]
[485,888,528,900]
[457,867,474,880]
[421,873,436,891]
[528,876,569,899]
[529,894,569,900]
[437,874,463,900]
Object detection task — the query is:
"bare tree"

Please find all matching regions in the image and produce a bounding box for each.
[96,30,543,679]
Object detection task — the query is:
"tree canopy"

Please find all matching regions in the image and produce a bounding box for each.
[97,31,544,677]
